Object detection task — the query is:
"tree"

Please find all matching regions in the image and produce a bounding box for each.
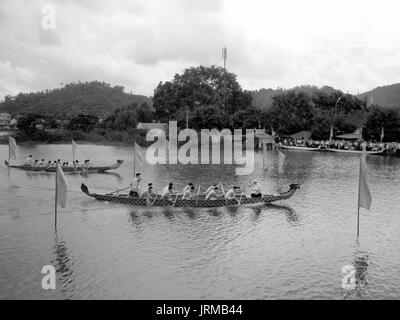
[153,65,252,120]
[189,105,227,130]
[365,107,400,142]
[102,104,138,131]
[136,102,153,123]
[67,114,99,132]
[268,91,314,135]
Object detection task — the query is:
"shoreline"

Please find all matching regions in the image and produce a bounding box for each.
[0,139,134,147]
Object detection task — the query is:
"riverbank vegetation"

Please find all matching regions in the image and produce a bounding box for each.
[1,67,400,144]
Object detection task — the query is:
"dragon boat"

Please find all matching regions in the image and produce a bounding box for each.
[80,183,299,208]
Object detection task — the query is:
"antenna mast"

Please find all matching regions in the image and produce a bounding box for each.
[222,47,227,113]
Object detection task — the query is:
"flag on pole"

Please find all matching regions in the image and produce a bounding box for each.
[72,140,77,162]
[358,147,372,211]
[135,142,143,167]
[9,136,17,160]
[271,126,276,137]
[278,150,285,173]
[56,165,68,208]
[380,127,384,142]
[329,126,334,143]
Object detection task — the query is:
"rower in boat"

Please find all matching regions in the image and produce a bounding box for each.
[47,160,52,167]
[161,183,174,200]
[182,184,196,199]
[82,159,91,169]
[205,185,219,200]
[33,159,39,167]
[225,186,241,204]
[250,180,262,198]
[25,155,34,166]
[38,159,45,167]
[129,173,142,197]
[204,183,219,195]
[140,183,155,204]
[182,183,193,194]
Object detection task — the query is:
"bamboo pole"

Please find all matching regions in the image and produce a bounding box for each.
[55,166,58,231]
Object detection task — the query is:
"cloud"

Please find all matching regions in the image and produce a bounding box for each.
[1,0,400,100]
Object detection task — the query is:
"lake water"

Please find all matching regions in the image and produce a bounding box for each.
[0,143,399,299]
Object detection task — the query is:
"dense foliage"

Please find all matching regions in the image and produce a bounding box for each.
[2,66,400,144]
[153,65,253,120]
[0,81,152,119]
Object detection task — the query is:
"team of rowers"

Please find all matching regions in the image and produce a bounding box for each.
[24,155,92,169]
[128,173,263,204]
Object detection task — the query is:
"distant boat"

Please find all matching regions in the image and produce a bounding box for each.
[326,148,384,155]
[80,183,300,208]
[4,160,124,173]
[280,145,322,151]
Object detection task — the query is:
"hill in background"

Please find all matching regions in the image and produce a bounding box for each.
[357,83,400,109]
[0,81,152,119]
[251,85,338,110]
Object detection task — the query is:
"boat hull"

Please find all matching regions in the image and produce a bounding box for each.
[326,148,384,155]
[5,160,123,173]
[81,183,299,208]
[280,146,321,151]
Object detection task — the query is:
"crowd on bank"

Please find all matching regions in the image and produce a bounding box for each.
[280,138,400,152]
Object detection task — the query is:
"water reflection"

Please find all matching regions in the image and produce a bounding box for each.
[52,234,75,298]
[353,249,369,298]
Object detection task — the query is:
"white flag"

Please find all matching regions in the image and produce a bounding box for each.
[380,127,384,142]
[9,136,17,160]
[56,165,68,208]
[135,142,143,166]
[358,147,372,211]
[329,126,334,142]
[278,150,285,173]
[72,140,77,162]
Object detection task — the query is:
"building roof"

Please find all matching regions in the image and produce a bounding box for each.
[290,130,312,140]
[335,133,361,140]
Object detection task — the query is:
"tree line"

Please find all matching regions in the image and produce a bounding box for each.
[6,66,400,143]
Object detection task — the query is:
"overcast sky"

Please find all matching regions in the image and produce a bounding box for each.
[1,0,400,100]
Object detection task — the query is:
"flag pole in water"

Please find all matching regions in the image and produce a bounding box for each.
[55,166,58,230]
[277,149,285,192]
[72,139,77,164]
[55,164,68,231]
[357,144,372,239]
[8,136,17,176]
[133,142,136,176]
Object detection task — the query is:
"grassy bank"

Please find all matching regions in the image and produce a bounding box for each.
[0,128,151,147]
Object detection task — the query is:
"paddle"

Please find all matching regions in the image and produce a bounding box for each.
[195,185,201,206]
[106,186,131,196]
[150,188,158,206]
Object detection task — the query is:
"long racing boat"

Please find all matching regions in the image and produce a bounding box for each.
[5,159,124,173]
[80,183,299,208]
[326,148,384,155]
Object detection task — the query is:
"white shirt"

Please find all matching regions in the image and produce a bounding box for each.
[161,186,172,199]
[205,186,217,195]
[140,189,150,199]
[182,189,194,200]
[131,177,142,192]
[25,157,34,166]
[225,189,236,200]
[205,189,217,200]
[182,185,191,194]
[252,184,261,194]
